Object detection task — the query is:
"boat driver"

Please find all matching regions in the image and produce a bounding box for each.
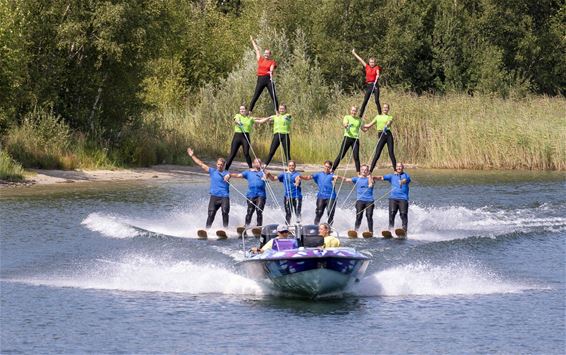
[251,224,293,253]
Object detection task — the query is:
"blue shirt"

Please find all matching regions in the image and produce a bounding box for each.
[278,171,302,198]
[312,172,336,200]
[208,167,230,197]
[351,177,374,202]
[383,173,411,200]
[242,170,266,198]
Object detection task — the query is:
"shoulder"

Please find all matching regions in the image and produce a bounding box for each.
[351,177,358,183]
[383,174,392,180]
[208,167,215,174]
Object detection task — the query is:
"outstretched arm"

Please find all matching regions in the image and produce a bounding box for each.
[250,36,260,60]
[297,175,313,181]
[254,116,273,124]
[335,175,353,183]
[351,49,367,67]
[187,148,209,173]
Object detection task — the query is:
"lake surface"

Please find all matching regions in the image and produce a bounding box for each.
[1,169,565,354]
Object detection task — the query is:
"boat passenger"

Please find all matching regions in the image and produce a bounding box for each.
[252,224,294,253]
[319,223,340,248]
[187,148,230,229]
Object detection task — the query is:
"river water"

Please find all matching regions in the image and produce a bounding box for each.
[1,170,564,353]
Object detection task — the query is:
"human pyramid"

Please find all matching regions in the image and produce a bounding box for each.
[187,36,411,239]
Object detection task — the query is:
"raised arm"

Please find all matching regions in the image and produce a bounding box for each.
[187,148,209,173]
[351,49,367,67]
[250,36,260,60]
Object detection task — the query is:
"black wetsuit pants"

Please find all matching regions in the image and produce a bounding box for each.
[389,198,408,231]
[245,196,266,227]
[225,132,252,170]
[314,198,336,225]
[264,133,291,166]
[249,75,278,113]
[284,197,302,224]
[359,82,381,118]
[332,137,360,172]
[206,196,230,228]
[355,200,374,232]
[369,131,396,172]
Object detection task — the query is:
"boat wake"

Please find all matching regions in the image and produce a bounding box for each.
[353,261,543,297]
[8,255,265,296]
[81,198,566,242]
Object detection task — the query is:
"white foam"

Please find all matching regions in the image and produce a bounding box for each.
[353,262,538,297]
[81,196,566,242]
[81,213,140,239]
[15,255,264,295]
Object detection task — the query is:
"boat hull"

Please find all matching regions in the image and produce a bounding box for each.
[239,248,370,297]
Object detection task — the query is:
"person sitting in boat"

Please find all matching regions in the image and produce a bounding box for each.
[319,223,340,248]
[251,224,297,253]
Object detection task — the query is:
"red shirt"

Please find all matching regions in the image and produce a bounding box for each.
[257,57,277,76]
[365,64,382,83]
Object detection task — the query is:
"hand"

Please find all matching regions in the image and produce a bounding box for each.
[351,48,356,54]
[224,175,231,182]
[401,178,407,185]
[250,35,254,42]
[187,148,194,157]
[361,126,368,132]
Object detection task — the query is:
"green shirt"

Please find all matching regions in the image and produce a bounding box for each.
[234,114,254,133]
[273,114,292,134]
[370,114,393,131]
[343,115,362,138]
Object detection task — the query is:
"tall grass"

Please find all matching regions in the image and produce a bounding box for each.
[2,30,564,171]
[3,108,116,169]
[0,149,25,181]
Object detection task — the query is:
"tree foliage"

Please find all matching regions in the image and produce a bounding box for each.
[1,0,563,141]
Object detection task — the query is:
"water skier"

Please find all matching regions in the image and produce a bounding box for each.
[332,106,362,173]
[225,158,272,227]
[297,160,338,225]
[225,105,260,170]
[352,48,382,117]
[363,103,397,171]
[267,160,302,224]
[375,162,411,232]
[336,164,379,235]
[249,36,278,114]
[255,103,292,167]
[187,148,230,229]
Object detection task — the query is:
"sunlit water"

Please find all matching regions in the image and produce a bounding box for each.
[1,170,565,353]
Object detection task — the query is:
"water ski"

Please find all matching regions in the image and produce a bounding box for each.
[251,227,262,238]
[362,231,373,238]
[381,230,393,239]
[216,230,228,240]
[394,228,407,239]
[197,229,208,240]
[347,230,358,239]
[236,226,245,237]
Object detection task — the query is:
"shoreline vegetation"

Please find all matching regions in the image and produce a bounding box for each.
[1,1,564,182]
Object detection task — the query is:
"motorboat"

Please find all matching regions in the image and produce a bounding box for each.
[238,224,370,298]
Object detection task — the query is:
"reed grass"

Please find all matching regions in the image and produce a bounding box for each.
[0,149,25,181]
